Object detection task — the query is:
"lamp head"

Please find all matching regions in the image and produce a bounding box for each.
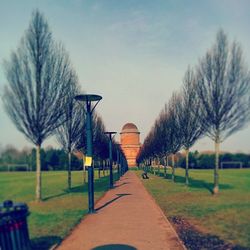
[74,94,102,102]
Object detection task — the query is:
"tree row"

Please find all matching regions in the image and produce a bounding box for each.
[137,30,250,194]
[2,10,124,201]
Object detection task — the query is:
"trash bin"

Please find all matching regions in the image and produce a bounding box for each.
[0,200,30,250]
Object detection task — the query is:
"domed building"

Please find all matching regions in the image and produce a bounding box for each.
[120,123,141,167]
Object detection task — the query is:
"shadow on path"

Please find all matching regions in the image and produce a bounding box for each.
[96,193,132,212]
[115,182,130,188]
[120,177,129,180]
[91,244,137,250]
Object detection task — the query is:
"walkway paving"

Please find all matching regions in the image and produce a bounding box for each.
[57,171,185,250]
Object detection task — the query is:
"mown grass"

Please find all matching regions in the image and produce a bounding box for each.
[136,168,250,249]
[0,170,116,249]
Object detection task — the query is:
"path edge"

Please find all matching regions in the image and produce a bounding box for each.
[135,170,187,250]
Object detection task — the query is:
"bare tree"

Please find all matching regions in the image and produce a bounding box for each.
[137,99,182,180]
[154,111,170,178]
[196,30,250,194]
[92,114,109,161]
[3,10,73,201]
[92,114,108,175]
[156,109,172,178]
[165,93,183,182]
[136,124,156,173]
[56,74,85,190]
[179,67,204,185]
[73,108,88,184]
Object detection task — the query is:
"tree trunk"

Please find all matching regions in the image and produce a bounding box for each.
[68,152,71,190]
[36,144,42,202]
[164,156,167,178]
[98,160,101,179]
[172,154,175,182]
[157,157,160,175]
[153,159,156,175]
[103,160,105,176]
[185,148,189,185]
[213,140,220,194]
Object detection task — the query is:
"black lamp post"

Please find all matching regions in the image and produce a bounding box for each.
[116,148,120,178]
[104,132,117,188]
[120,154,124,176]
[122,155,125,175]
[75,94,102,213]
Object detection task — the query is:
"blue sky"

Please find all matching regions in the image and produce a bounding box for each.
[0,0,250,153]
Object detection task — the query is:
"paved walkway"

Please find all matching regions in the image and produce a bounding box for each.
[57,171,185,250]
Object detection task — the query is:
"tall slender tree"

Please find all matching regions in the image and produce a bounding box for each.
[56,74,85,190]
[166,93,183,181]
[92,114,109,161]
[3,10,72,201]
[196,30,250,194]
[154,111,169,178]
[179,67,204,185]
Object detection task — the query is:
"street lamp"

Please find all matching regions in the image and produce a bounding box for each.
[104,131,117,188]
[116,148,120,178]
[75,94,102,213]
[121,155,125,175]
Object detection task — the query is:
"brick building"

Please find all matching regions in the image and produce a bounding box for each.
[120,123,141,167]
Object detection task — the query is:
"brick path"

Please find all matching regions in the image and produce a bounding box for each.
[57,171,185,250]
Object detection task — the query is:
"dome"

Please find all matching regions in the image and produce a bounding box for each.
[121,123,139,134]
[120,122,141,167]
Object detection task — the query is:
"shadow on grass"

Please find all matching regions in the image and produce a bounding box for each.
[43,191,71,201]
[170,216,249,250]
[96,193,131,211]
[31,236,61,250]
[152,171,233,194]
[91,244,137,250]
[44,173,119,201]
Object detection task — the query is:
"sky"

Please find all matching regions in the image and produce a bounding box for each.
[0,0,250,153]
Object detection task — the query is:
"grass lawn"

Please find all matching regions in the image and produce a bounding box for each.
[0,170,116,249]
[136,168,250,249]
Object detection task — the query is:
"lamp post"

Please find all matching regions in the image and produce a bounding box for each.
[75,94,102,213]
[104,132,117,188]
[116,148,120,178]
[120,154,124,176]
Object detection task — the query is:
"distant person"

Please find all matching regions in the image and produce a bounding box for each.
[142,171,149,179]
